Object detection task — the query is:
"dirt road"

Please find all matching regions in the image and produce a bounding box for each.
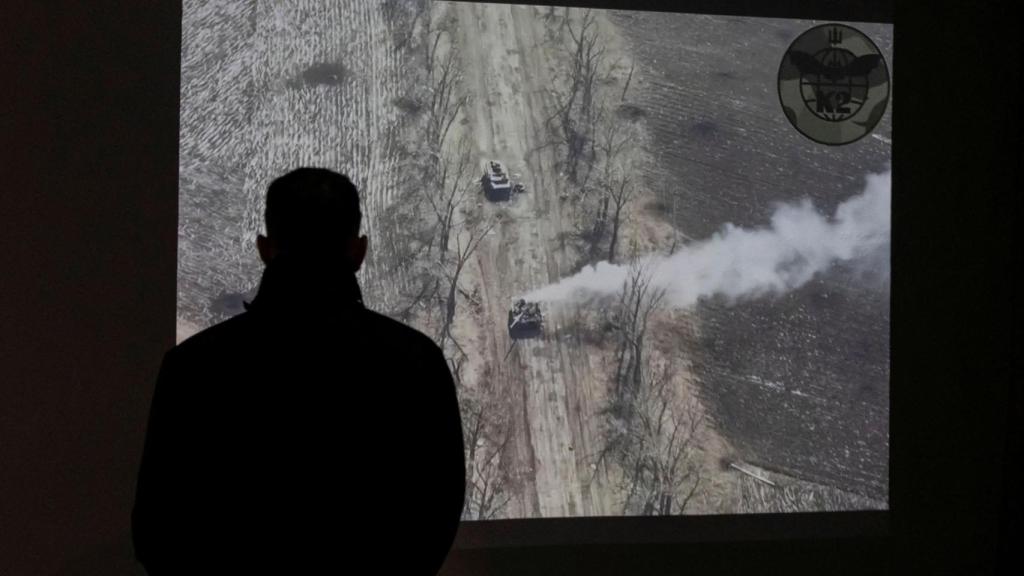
[449,3,619,518]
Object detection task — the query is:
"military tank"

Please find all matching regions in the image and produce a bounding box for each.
[507,298,543,339]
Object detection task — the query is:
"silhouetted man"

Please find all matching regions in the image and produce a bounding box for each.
[133,168,465,574]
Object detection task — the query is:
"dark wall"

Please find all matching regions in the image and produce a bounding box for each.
[0,1,1017,575]
[1,2,179,575]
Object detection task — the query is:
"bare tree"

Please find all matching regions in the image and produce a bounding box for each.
[426,31,468,171]
[460,388,514,520]
[547,9,606,183]
[439,218,496,347]
[595,102,633,187]
[616,354,704,515]
[421,21,476,267]
[425,27,443,89]
[610,255,666,399]
[587,261,701,514]
[566,89,638,266]
[621,61,636,101]
[591,256,705,515]
[605,172,636,263]
[383,13,475,334]
[567,188,608,267]
[590,100,639,263]
[426,134,476,263]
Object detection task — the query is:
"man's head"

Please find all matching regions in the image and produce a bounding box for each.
[257,167,368,272]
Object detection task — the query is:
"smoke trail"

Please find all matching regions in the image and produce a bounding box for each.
[523,170,890,307]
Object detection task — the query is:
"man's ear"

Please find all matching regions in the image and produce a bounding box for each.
[257,234,277,265]
[349,235,368,272]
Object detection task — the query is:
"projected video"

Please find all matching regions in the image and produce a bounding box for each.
[178,1,891,518]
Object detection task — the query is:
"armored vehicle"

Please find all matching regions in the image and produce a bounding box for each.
[508,298,543,339]
[482,160,512,202]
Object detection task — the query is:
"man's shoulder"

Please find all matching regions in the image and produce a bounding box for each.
[175,308,437,349]
[172,313,255,356]
[358,308,440,353]
[169,308,443,365]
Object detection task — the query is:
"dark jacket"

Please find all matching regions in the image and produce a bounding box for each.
[132,254,465,574]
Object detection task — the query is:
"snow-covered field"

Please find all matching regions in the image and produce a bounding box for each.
[178,0,412,337]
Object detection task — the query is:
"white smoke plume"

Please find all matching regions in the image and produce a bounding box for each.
[523,170,891,308]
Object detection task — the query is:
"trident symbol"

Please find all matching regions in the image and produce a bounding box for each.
[828,27,843,45]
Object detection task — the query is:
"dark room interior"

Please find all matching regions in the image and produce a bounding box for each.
[1,1,1019,574]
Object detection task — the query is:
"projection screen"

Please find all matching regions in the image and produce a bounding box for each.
[177,0,892,519]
